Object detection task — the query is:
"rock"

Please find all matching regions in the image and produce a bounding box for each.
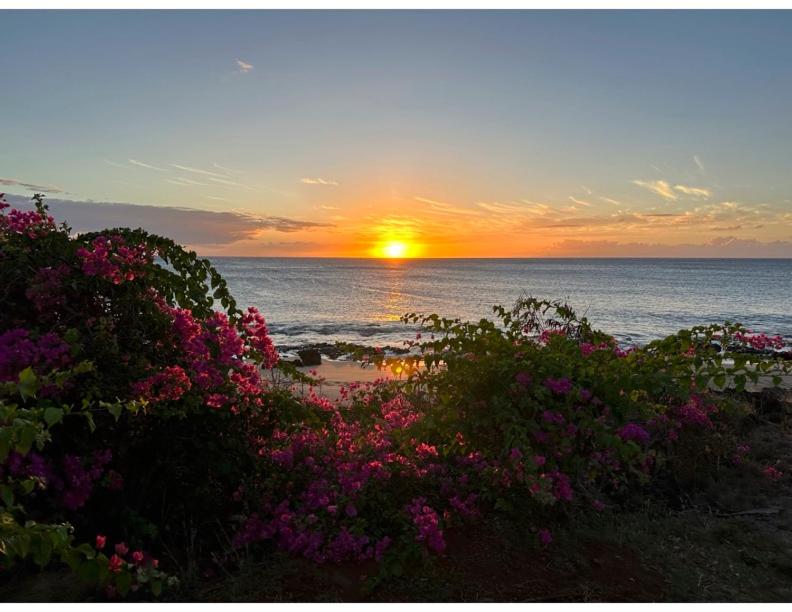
[297,349,322,366]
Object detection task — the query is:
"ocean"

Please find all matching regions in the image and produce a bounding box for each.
[209,258,792,349]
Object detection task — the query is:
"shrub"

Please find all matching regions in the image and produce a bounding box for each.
[0,194,279,598]
[232,298,789,569]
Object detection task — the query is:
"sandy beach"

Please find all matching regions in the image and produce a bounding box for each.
[290,357,792,402]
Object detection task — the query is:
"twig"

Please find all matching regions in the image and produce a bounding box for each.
[717,507,783,517]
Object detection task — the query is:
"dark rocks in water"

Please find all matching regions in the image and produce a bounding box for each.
[297,349,322,366]
[280,356,303,367]
[726,344,792,360]
[279,341,411,360]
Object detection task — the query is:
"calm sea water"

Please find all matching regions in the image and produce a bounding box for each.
[209,258,792,349]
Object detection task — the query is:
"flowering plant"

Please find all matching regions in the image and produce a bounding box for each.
[0,194,279,598]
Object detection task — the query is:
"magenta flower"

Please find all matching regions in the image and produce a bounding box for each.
[544,377,572,395]
[617,423,651,445]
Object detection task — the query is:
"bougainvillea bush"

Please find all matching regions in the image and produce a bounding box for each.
[1,194,789,599]
[231,302,789,575]
[0,194,279,598]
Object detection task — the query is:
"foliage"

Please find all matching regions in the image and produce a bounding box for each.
[232,297,789,572]
[0,194,279,598]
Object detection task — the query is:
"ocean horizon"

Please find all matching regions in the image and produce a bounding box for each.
[209,257,792,349]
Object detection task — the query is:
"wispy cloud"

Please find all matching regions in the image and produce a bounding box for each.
[212,163,243,175]
[208,177,243,187]
[235,59,254,74]
[0,177,63,193]
[129,159,167,172]
[301,177,340,187]
[694,155,706,175]
[599,196,621,205]
[673,184,711,199]
[171,164,225,178]
[167,177,209,187]
[417,196,481,217]
[104,160,128,169]
[568,196,592,207]
[632,179,678,200]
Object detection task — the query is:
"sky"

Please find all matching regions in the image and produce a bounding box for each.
[1,10,792,257]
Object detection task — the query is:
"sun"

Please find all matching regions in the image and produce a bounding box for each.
[381,241,408,258]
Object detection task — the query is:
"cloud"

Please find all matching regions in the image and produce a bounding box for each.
[673,184,711,198]
[632,179,678,200]
[4,194,331,247]
[128,159,167,172]
[235,59,254,74]
[568,196,592,207]
[208,177,243,187]
[416,196,481,217]
[545,237,792,258]
[212,163,243,175]
[301,177,339,187]
[171,164,225,178]
[0,177,63,193]
[694,155,706,175]
[599,197,621,205]
[476,201,527,215]
[167,177,209,187]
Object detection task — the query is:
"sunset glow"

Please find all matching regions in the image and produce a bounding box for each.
[1,11,790,258]
[381,241,409,258]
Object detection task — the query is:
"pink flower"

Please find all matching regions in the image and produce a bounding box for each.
[131,550,145,565]
[108,554,124,573]
[95,534,107,550]
[617,423,651,445]
[515,372,532,387]
[543,377,572,395]
[763,466,784,481]
[538,529,553,546]
[114,542,129,556]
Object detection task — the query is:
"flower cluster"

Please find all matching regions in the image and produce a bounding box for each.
[733,331,785,351]
[25,264,71,316]
[131,299,277,414]
[0,328,71,382]
[3,449,115,510]
[132,365,192,404]
[76,234,153,284]
[0,199,56,238]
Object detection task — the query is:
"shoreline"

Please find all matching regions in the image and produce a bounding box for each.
[286,353,792,402]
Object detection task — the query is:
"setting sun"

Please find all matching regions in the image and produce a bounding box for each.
[382,241,408,258]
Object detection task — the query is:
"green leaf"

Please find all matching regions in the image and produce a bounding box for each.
[0,485,14,508]
[116,570,132,596]
[0,429,11,463]
[151,579,163,597]
[77,560,100,584]
[107,403,122,422]
[16,424,37,455]
[43,406,64,427]
[17,367,38,399]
